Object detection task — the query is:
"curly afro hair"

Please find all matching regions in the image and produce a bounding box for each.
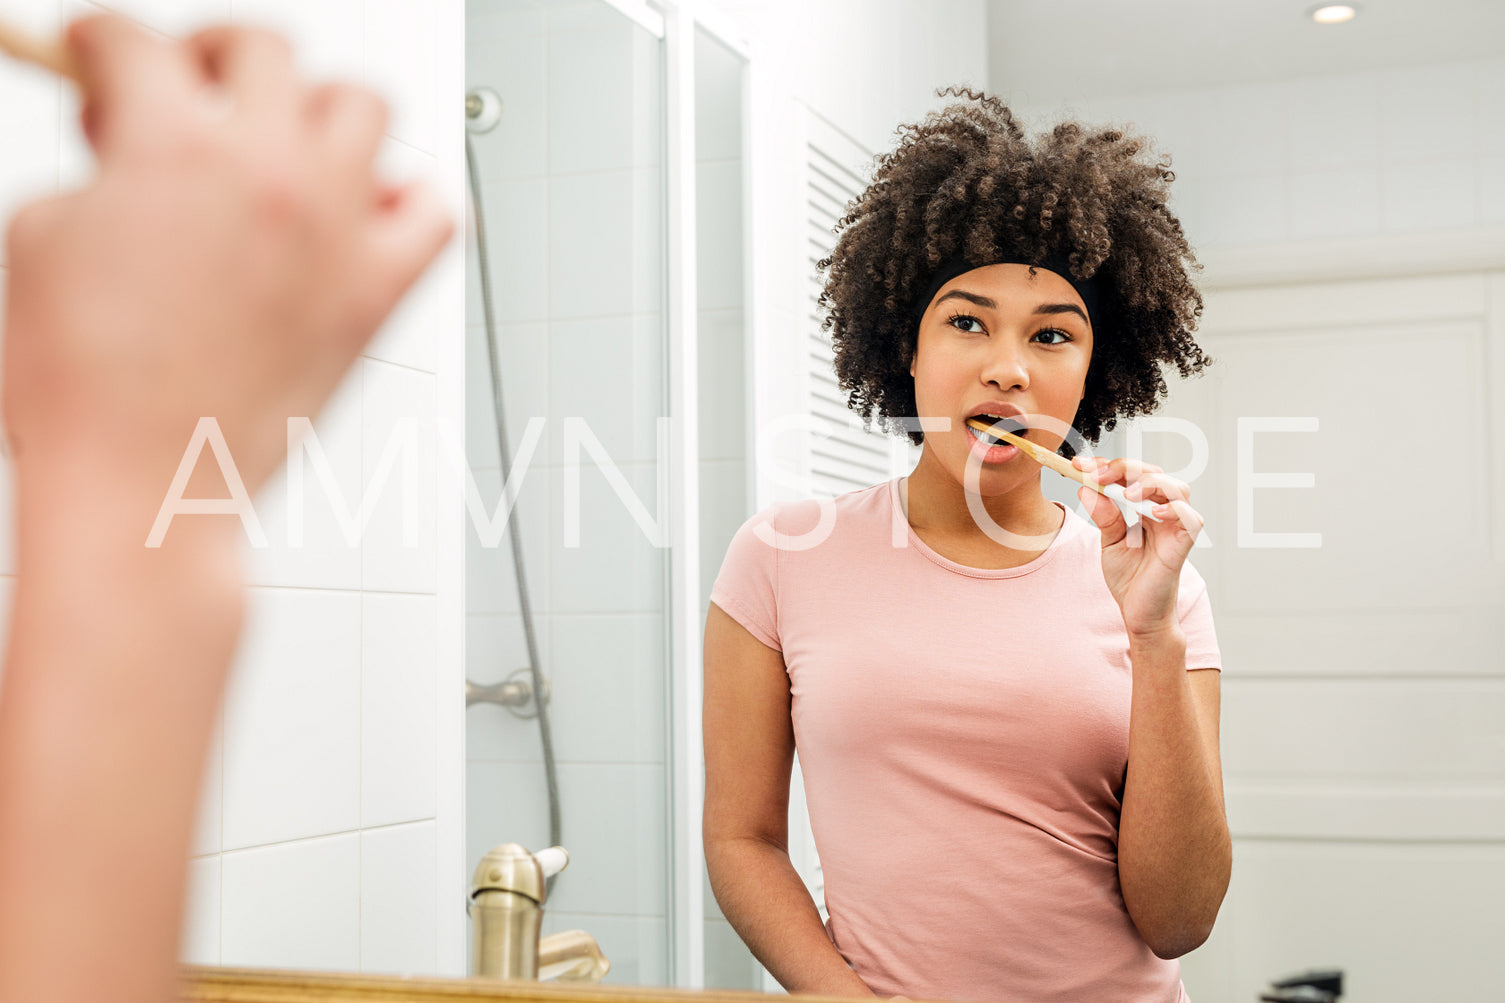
[817,87,1210,453]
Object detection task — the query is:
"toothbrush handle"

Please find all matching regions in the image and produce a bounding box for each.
[0,22,81,83]
[1101,482,1162,523]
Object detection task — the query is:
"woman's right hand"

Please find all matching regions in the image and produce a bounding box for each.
[3,14,451,497]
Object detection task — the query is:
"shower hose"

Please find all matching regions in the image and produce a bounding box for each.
[464,132,563,872]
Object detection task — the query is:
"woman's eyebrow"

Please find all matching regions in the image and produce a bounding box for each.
[934,289,1088,326]
[1036,302,1089,324]
[934,289,995,309]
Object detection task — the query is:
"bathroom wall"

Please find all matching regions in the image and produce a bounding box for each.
[1008,59,1505,254]
[0,0,465,978]
[462,0,671,987]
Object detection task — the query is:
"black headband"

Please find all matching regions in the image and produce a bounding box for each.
[910,255,1106,335]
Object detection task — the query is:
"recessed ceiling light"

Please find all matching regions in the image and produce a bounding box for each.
[1310,4,1358,24]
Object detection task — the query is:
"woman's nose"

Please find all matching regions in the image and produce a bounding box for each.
[981,343,1029,391]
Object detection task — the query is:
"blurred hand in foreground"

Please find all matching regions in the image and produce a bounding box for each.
[3,13,452,493]
[0,15,451,1003]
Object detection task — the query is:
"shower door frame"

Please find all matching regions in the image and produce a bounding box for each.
[603,0,755,989]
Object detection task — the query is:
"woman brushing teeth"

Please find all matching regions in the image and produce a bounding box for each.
[706,90,1228,1003]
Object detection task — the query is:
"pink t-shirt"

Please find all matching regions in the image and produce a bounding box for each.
[709,477,1220,1003]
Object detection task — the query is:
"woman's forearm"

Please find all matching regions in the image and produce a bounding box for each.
[706,835,875,997]
[0,461,245,1003]
[1117,630,1231,959]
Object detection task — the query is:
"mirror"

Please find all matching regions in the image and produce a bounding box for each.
[462,2,1503,1001]
[89,1,1492,1000]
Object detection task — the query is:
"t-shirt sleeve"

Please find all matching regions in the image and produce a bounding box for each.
[709,507,783,652]
[1176,559,1222,671]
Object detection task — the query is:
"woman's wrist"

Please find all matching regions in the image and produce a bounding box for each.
[1127,623,1187,657]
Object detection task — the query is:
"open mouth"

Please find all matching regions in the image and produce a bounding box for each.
[966,414,1028,448]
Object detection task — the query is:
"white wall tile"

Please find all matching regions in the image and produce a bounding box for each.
[547,314,665,464]
[630,166,663,313]
[547,0,634,33]
[248,366,363,590]
[465,760,548,871]
[0,58,60,271]
[93,0,229,36]
[362,360,437,593]
[465,464,553,615]
[697,310,746,462]
[695,160,744,312]
[545,763,666,918]
[363,0,439,155]
[367,233,451,375]
[549,460,665,614]
[1382,158,1479,231]
[182,855,222,965]
[547,169,641,319]
[191,720,224,857]
[541,912,667,987]
[703,916,757,990]
[360,822,439,974]
[476,176,549,323]
[367,140,449,374]
[547,22,638,174]
[1382,64,1479,164]
[229,0,363,80]
[466,612,553,762]
[362,594,438,826]
[698,460,748,607]
[547,613,664,764]
[1285,72,1382,173]
[1288,168,1381,241]
[694,30,742,163]
[222,588,361,848]
[221,834,361,970]
[466,610,549,685]
[628,27,661,170]
[466,25,547,181]
[466,321,550,472]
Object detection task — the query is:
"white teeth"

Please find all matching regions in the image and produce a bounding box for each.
[967,426,1011,447]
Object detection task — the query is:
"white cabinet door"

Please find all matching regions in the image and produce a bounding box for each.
[1162,271,1505,1003]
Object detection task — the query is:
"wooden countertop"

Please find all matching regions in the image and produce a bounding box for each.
[180,966,889,1003]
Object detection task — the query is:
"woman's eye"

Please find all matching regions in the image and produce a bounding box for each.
[949,313,984,334]
[1034,328,1070,345]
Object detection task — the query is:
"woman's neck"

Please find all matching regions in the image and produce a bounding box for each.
[903,447,1062,546]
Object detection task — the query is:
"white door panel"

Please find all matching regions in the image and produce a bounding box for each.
[1161,271,1505,1003]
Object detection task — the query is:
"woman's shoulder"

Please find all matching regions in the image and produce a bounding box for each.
[735,479,895,535]
[719,479,896,568]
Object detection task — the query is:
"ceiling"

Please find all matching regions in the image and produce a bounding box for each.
[986,0,1505,105]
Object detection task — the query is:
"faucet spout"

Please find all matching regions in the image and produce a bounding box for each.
[539,929,610,983]
[468,843,609,983]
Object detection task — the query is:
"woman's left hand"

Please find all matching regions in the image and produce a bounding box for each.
[1072,455,1204,639]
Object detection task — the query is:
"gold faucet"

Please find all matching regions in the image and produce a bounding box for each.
[468,843,610,983]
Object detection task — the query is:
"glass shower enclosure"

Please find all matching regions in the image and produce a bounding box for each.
[462,0,752,989]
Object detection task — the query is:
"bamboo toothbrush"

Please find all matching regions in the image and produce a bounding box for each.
[0,19,81,83]
[965,416,1163,523]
